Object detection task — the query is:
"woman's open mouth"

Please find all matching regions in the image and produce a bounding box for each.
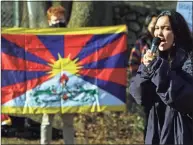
[160,39,166,46]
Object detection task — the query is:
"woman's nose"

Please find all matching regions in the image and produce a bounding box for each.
[157,28,163,36]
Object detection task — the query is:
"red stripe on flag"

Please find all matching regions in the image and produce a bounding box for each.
[1,53,51,71]
[64,34,93,59]
[2,34,56,63]
[1,114,10,121]
[1,75,50,104]
[78,68,127,86]
[77,34,127,66]
[1,114,12,125]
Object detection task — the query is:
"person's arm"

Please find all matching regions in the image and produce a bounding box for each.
[148,56,193,114]
[129,63,155,108]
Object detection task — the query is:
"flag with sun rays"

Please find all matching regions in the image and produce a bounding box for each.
[1,25,128,114]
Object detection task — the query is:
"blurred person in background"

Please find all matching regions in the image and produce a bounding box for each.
[40,5,75,145]
[129,12,157,77]
[129,10,193,144]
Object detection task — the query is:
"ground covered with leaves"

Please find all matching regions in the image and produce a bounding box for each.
[1,111,144,144]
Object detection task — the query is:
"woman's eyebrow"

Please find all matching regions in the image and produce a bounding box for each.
[155,25,171,28]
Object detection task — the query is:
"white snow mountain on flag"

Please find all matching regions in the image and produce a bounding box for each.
[3,71,124,108]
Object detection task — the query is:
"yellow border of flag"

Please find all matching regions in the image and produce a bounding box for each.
[2,105,126,114]
[2,25,127,35]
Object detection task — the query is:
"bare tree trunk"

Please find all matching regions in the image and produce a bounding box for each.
[68,1,113,27]
[27,1,48,28]
[37,2,48,28]
[20,1,29,27]
[52,1,62,6]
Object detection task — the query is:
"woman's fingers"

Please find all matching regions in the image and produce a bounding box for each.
[146,50,156,57]
[143,50,156,66]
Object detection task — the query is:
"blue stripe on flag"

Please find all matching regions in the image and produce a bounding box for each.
[37,35,64,59]
[80,75,126,103]
[82,51,128,69]
[1,37,48,65]
[1,70,47,87]
[76,33,123,61]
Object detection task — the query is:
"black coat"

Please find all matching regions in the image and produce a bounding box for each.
[129,48,193,144]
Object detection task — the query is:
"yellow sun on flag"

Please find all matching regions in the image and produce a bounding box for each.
[47,53,82,78]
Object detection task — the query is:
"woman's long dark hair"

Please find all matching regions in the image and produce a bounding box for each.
[157,10,193,54]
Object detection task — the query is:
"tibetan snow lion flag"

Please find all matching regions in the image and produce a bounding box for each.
[1,25,128,114]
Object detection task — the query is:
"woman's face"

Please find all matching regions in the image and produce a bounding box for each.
[154,16,174,51]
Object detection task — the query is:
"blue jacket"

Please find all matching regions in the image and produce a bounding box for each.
[129,48,193,144]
